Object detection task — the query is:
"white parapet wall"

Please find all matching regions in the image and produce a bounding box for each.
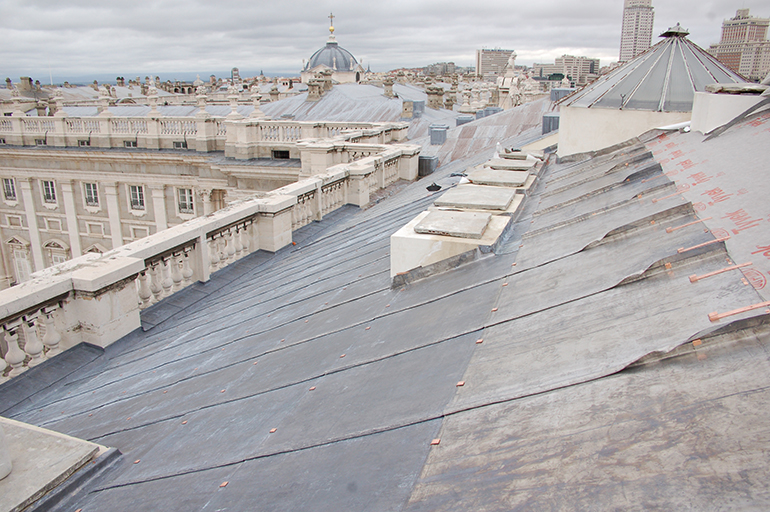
[690,91,766,135]
[0,115,409,156]
[558,106,691,157]
[0,143,421,378]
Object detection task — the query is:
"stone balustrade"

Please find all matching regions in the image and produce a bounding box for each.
[0,115,408,156]
[0,144,420,380]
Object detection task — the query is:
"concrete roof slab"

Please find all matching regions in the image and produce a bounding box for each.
[0,417,101,512]
[414,210,492,239]
[467,168,530,188]
[434,185,515,211]
[484,158,537,170]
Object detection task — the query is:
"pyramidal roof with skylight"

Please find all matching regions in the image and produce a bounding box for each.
[562,24,746,112]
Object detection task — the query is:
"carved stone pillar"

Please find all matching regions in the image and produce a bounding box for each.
[200,189,213,216]
[103,183,124,248]
[60,180,82,257]
[19,179,45,271]
[150,185,167,231]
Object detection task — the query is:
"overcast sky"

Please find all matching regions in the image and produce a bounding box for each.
[2,0,767,82]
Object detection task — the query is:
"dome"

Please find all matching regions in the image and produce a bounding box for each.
[305,40,360,72]
[561,24,746,112]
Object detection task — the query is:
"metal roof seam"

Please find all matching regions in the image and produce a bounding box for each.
[681,39,700,96]
[657,38,680,112]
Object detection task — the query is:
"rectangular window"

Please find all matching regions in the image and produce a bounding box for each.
[13,249,31,283]
[2,178,16,201]
[124,140,137,148]
[35,138,47,146]
[84,183,99,206]
[51,253,67,265]
[129,185,145,210]
[178,188,194,214]
[0,137,6,144]
[78,139,91,147]
[272,150,290,160]
[173,141,188,149]
[42,180,56,203]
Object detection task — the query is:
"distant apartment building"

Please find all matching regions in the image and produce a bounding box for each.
[708,9,770,81]
[531,55,600,86]
[476,49,515,79]
[423,62,456,76]
[619,0,655,62]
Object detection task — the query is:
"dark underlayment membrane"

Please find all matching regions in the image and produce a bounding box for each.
[2,103,770,511]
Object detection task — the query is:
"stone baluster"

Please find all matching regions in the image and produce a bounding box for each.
[0,347,7,383]
[161,257,174,297]
[22,314,45,367]
[300,198,307,227]
[322,188,329,215]
[41,306,62,357]
[217,237,227,267]
[182,250,194,285]
[149,262,163,302]
[234,228,244,259]
[240,225,252,255]
[208,238,219,272]
[171,254,184,291]
[137,270,153,308]
[3,322,27,377]
[225,230,236,263]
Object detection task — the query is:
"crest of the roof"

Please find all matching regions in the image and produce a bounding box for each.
[561,24,745,112]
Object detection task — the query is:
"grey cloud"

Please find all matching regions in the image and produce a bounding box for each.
[1,0,767,80]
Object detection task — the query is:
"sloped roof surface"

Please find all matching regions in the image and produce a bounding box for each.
[562,29,745,112]
[2,104,770,510]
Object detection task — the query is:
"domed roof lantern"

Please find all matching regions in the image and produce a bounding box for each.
[303,13,361,73]
[660,23,689,38]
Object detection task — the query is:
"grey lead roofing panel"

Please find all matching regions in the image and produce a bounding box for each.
[2,103,770,510]
[622,43,674,110]
[406,322,770,511]
[663,40,696,112]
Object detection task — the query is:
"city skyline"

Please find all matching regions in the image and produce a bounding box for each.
[2,0,768,81]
